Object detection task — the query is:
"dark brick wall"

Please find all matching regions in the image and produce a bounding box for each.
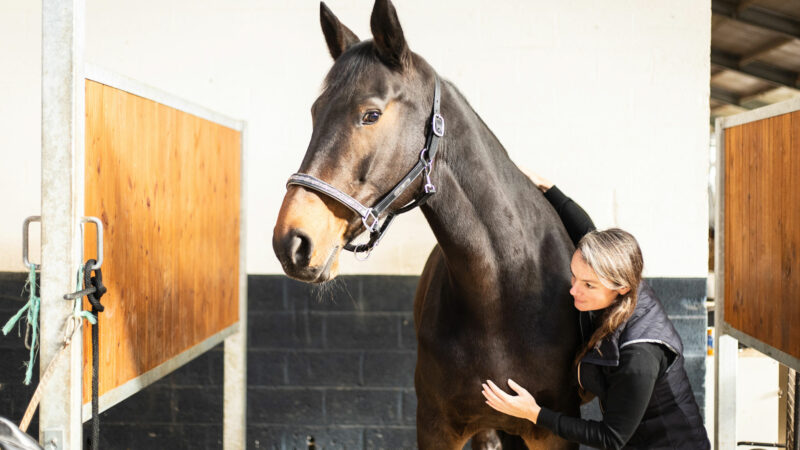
[0,272,40,438]
[0,273,706,449]
[246,275,419,449]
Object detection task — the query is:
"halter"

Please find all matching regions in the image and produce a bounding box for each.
[286,76,445,259]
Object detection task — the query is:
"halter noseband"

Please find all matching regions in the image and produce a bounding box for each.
[286,76,445,259]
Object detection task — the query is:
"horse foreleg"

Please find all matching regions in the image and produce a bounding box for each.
[523,431,577,450]
[415,422,470,450]
[415,406,470,450]
[470,430,502,450]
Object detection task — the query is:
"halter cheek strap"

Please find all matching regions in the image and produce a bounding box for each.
[286,75,444,258]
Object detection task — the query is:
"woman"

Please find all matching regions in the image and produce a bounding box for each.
[481,175,710,449]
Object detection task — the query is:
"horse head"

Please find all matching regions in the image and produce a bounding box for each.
[273,0,437,283]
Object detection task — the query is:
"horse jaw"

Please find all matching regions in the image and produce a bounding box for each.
[272,186,349,283]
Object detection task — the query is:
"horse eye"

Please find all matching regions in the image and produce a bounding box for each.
[361,110,381,125]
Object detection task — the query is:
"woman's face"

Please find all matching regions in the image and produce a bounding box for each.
[569,250,630,312]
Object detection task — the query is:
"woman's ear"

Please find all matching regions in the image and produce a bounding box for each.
[617,286,631,296]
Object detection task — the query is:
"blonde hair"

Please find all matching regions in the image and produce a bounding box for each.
[574,228,644,364]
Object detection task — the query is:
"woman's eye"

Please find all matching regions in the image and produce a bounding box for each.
[362,110,381,125]
[585,283,593,289]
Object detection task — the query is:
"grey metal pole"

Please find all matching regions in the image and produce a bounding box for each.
[714,116,737,450]
[223,123,248,450]
[792,369,798,450]
[40,0,85,448]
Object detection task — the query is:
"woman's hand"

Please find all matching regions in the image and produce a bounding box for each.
[481,379,542,423]
[519,168,553,193]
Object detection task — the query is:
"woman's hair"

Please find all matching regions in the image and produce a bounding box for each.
[574,228,644,365]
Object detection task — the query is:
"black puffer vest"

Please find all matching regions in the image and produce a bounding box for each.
[579,281,710,449]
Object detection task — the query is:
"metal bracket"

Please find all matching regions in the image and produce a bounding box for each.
[80,217,104,271]
[22,216,41,270]
[42,429,62,450]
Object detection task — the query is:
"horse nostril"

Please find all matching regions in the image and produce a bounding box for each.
[288,229,313,267]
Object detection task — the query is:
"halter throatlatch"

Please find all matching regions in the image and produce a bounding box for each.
[286,76,445,259]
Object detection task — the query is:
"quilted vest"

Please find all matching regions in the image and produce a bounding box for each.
[579,281,710,449]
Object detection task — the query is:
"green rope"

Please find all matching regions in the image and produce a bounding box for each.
[74,265,96,325]
[2,265,98,385]
[2,266,41,385]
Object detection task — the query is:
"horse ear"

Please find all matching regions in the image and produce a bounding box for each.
[320,2,360,60]
[370,0,409,69]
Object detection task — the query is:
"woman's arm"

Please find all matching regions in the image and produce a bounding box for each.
[543,186,596,245]
[536,344,666,449]
[521,170,596,245]
[483,343,666,450]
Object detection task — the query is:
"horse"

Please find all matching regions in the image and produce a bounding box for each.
[272,1,580,448]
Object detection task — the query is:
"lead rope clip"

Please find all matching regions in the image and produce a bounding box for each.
[420,148,436,194]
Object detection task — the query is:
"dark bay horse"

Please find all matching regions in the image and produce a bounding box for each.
[273,1,580,448]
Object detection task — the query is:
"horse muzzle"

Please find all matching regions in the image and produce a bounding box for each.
[272,186,349,283]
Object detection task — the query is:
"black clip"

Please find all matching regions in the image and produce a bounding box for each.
[64,260,107,311]
[84,259,106,312]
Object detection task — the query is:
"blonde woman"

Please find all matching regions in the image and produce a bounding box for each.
[482,176,710,449]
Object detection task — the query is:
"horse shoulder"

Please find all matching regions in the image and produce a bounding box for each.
[413,244,446,332]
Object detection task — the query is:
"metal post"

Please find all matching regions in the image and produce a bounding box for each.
[223,124,248,449]
[715,332,738,450]
[791,369,799,450]
[223,327,247,449]
[713,117,736,450]
[41,0,85,448]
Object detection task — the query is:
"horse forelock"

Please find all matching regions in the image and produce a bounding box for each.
[319,41,429,103]
[320,42,380,102]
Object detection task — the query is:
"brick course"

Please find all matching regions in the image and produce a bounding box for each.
[0,273,706,449]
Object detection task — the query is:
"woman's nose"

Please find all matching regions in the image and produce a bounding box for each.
[569,283,577,297]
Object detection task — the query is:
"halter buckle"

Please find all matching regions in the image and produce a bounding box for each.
[361,209,379,233]
[432,114,445,137]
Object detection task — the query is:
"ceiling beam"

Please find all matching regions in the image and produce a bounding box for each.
[711,48,800,88]
[739,37,794,66]
[711,86,743,106]
[712,0,800,40]
[742,84,781,100]
[711,67,727,81]
[737,0,760,15]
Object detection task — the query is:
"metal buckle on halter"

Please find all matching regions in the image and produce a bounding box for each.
[361,209,379,233]
[432,114,445,137]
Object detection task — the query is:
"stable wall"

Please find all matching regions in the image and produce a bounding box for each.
[0,0,710,278]
[0,1,711,447]
[0,273,707,448]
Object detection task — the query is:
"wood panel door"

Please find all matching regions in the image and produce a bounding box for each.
[83,80,241,404]
[724,110,800,360]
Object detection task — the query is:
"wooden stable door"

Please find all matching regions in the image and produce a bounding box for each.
[724,109,800,361]
[83,80,241,404]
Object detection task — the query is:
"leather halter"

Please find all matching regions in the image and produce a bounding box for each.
[286,76,445,259]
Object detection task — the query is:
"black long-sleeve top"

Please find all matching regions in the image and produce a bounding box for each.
[537,185,671,450]
[543,185,597,245]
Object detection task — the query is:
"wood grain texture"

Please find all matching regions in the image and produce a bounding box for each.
[83,80,241,403]
[724,110,799,360]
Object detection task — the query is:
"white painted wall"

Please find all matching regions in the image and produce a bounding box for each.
[0,0,710,277]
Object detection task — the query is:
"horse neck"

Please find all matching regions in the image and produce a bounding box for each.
[420,82,553,297]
